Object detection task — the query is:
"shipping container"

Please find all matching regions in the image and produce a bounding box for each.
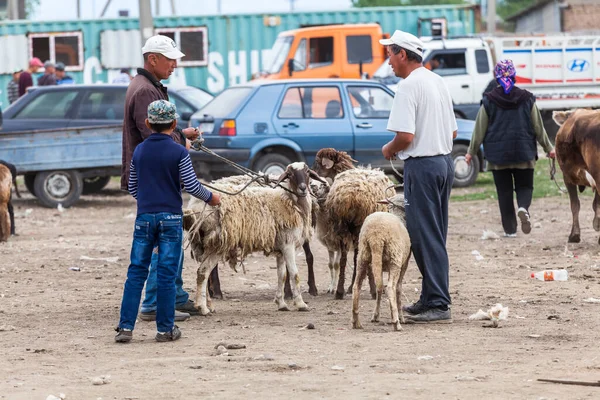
[0,5,478,108]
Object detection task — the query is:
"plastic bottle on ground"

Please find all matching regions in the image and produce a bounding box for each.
[530,269,569,281]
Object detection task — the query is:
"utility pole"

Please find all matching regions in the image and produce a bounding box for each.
[289,0,295,12]
[77,0,81,18]
[7,0,18,19]
[487,0,496,34]
[139,0,154,48]
[217,0,221,14]
[155,0,160,16]
[170,0,176,15]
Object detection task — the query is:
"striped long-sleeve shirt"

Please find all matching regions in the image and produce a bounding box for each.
[128,133,212,215]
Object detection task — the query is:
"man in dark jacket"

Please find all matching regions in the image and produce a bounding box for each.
[466,60,555,237]
[18,58,43,97]
[122,34,201,321]
[37,61,57,86]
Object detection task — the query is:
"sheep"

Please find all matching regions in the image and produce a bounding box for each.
[0,160,20,236]
[0,164,12,242]
[187,172,326,299]
[352,194,411,331]
[313,148,393,299]
[183,162,322,315]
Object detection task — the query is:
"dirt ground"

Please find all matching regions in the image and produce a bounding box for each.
[1,179,600,400]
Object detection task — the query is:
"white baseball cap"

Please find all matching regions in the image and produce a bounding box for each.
[142,35,185,60]
[379,30,425,58]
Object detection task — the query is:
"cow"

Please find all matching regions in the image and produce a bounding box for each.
[552,109,600,244]
[0,160,20,237]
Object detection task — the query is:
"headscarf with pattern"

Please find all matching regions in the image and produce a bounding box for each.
[494,59,517,95]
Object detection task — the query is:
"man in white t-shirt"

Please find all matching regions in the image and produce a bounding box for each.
[380,30,457,324]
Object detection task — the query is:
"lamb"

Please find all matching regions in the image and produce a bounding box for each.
[183,162,321,315]
[352,194,411,331]
[0,160,20,236]
[0,164,12,242]
[313,148,394,299]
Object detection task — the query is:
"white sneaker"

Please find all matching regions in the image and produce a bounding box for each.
[504,233,517,238]
[517,207,531,234]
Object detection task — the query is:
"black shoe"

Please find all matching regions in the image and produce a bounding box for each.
[402,300,427,315]
[139,310,190,322]
[405,307,452,324]
[155,325,182,342]
[114,327,132,343]
[176,300,200,316]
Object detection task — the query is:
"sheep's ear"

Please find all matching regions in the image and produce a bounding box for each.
[308,169,327,184]
[377,199,392,205]
[275,169,290,185]
[321,157,334,169]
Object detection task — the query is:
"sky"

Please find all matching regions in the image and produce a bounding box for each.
[31,0,354,20]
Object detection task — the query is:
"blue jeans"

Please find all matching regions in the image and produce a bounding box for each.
[118,213,183,333]
[140,245,190,313]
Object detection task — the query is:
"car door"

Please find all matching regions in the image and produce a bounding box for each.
[345,84,395,169]
[425,49,472,105]
[272,84,353,166]
[3,89,81,132]
[71,88,126,127]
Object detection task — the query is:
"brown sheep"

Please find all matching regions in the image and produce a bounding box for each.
[0,164,12,242]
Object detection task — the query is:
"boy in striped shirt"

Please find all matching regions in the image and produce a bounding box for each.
[115,100,220,343]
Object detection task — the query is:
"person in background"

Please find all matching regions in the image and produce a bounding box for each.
[55,62,75,85]
[7,70,22,104]
[38,61,57,86]
[113,68,133,84]
[380,30,457,324]
[18,57,43,97]
[465,60,555,238]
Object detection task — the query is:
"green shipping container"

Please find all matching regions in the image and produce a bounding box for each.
[0,5,478,108]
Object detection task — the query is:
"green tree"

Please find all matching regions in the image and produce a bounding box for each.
[497,0,536,19]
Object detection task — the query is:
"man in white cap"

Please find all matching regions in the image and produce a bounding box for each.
[380,30,457,324]
[122,34,202,321]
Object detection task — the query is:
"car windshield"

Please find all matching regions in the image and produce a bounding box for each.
[175,87,214,109]
[199,87,253,117]
[266,36,293,74]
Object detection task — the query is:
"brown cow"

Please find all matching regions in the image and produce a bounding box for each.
[0,164,12,241]
[553,109,600,243]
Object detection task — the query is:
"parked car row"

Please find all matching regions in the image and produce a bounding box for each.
[1,79,482,208]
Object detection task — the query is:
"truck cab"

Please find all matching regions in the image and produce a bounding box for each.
[262,23,388,80]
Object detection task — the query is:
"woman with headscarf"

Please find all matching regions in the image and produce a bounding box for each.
[465,59,555,237]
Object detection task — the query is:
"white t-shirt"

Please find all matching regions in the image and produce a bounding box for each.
[386,67,457,160]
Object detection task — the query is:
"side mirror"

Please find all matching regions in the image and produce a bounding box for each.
[288,59,294,77]
[180,112,193,121]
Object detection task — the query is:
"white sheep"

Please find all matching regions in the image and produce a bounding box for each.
[184,163,321,315]
[352,194,411,331]
[313,148,393,299]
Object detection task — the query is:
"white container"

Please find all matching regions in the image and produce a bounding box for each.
[531,269,569,281]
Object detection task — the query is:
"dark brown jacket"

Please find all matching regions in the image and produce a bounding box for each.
[121,68,185,190]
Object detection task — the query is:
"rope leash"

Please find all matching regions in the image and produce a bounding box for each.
[389,158,404,185]
[550,158,567,194]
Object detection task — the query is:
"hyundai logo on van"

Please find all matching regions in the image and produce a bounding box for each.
[568,59,590,72]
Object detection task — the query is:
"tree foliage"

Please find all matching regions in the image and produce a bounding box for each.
[497,0,536,19]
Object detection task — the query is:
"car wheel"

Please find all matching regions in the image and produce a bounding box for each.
[82,176,111,195]
[24,173,36,196]
[33,170,83,208]
[253,153,293,177]
[452,144,479,188]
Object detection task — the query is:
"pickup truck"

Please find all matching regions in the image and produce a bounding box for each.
[0,84,213,208]
[190,78,482,187]
[374,34,600,139]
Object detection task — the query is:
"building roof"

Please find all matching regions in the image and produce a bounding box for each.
[505,0,555,22]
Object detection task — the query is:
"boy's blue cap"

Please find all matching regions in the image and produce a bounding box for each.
[147,99,179,124]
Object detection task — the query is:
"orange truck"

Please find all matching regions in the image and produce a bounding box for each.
[261,23,389,80]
